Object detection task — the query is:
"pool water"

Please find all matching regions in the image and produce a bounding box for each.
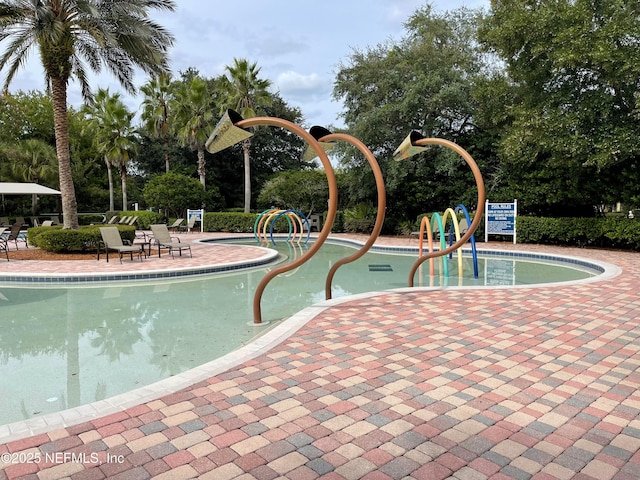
[0,241,599,425]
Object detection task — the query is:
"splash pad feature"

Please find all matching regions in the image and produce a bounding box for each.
[393,131,485,287]
[207,112,485,320]
[254,208,311,245]
[417,204,479,278]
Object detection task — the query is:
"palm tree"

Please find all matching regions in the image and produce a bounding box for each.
[0,0,175,229]
[172,75,215,189]
[222,58,272,213]
[0,138,58,214]
[140,73,174,173]
[82,89,137,211]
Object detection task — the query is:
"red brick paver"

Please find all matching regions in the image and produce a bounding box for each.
[1,233,640,479]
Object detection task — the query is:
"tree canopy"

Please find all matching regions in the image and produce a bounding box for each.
[478,0,640,214]
[332,1,640,219]
[0,0,176,228]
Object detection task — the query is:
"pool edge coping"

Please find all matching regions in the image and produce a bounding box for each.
[0,243,279,284]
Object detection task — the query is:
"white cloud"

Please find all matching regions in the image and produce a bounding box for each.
[275,71,328,97]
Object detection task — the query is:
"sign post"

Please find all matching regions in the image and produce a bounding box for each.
[187,208,204,233]
[485,199,517,244]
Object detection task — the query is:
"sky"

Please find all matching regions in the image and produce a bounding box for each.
[5,0,489,129]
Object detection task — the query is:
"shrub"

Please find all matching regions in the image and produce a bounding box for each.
[78,214,106,225]
[257,170,329,215]
[328,210,344,233]
[28,225,135,253]
[344,218,376,233]
[343,203,377,233]
[143,172,217,219]
[28,225,63,246]
[513,217,640,250]
[203,211,318,234]
[203,212,258,233]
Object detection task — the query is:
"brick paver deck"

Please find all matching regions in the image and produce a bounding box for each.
[1,233,639,479]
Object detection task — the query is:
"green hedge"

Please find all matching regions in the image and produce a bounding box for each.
[408,215,640,250]
[344,218,375,233]
[516,216,640,250]
[78,214,106,225]
[203,211,334,234]
[203,212,257,233]
[28,225,136,253]
[330,211,344,233]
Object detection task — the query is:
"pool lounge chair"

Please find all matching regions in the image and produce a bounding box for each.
[150,224,192,258]
[185,215,198,233]
[0,228,8,261]
[99,227,144,263]
[167,218,184,231]
[5,223,28,250]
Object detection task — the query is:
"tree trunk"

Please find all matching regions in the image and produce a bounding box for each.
[164,139,170,173]
[243,138,251,213]
[121,168,128,211]
[31,194,38,216]
[197,147,206,189]
[50,77,79,229]
[107,161,114,212]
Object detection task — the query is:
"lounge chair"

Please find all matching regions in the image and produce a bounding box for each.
[99,227,144,263]
[4,223,28,250]
[127,216,138,226]
[0,217,9,227]
[167,218,184,231]
[0,228,8,261]
[185,215,198,233]
[107,215,119,224]
[41,220,53,227]
[433,222,450,241]
[118,216,131,224]
[150,224,192,258]
[459,217,469,235]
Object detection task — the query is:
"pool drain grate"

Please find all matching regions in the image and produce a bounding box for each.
[369,264,393,272]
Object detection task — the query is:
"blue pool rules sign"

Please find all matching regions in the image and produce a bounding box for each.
[485,199,517,244]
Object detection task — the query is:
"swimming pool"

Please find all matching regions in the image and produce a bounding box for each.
[0,240,613,426]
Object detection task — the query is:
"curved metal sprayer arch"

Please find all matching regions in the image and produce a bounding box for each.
[402,137,485,287]
[217,115,338,324]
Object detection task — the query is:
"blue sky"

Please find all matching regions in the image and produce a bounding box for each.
[5,0,488,129]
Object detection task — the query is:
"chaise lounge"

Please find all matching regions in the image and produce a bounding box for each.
[0,228,8,261]
[150,224,192,258]
[4,223,28,250]
[99,227,144,263]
